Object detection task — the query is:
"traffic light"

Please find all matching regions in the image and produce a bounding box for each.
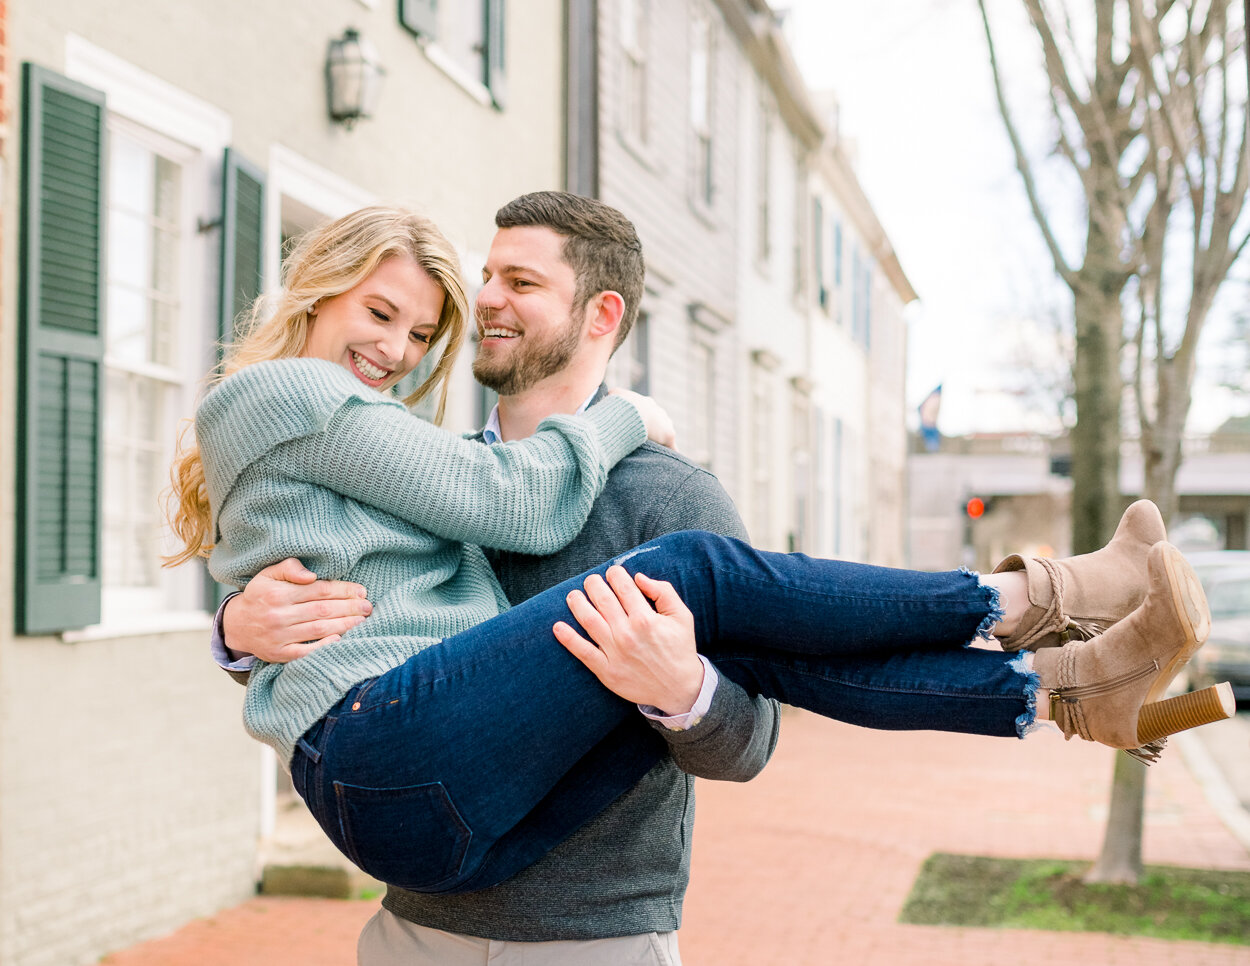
[964,496,992,519]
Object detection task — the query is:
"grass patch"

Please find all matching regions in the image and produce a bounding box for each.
[900,853,1250,945]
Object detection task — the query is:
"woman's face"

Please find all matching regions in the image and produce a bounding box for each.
[303,253,446,391]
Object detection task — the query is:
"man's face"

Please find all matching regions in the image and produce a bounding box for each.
[473,226,587,395]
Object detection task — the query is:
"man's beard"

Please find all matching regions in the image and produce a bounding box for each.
[472,310,584,395]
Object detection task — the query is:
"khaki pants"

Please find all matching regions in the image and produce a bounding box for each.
[358,908,683,965]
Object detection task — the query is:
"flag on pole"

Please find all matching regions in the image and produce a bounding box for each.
[918,384,942,452]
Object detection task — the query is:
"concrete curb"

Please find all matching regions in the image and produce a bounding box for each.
[1176,728,1250,852]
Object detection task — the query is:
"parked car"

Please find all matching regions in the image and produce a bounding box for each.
[1188,565,1250,705]
[1186,550,1250,587]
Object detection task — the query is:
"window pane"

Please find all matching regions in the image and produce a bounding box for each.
[151,225,180,295]
[153,155,181,224]
[109,209,151,290]
[107,287,149,366]
[103,128,185,594]
[689,18,709,128]
[443,0,487,83]
[621,0,638,46]
[150,297,178,368]
[108,135,153,213]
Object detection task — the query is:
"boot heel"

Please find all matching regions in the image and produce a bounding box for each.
[1137,682,1236,745]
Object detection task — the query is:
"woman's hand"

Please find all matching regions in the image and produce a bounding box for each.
[553,565,704,715]
[610,388,677,449]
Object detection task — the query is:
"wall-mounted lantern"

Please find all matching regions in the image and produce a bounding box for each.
[326,28,385,128]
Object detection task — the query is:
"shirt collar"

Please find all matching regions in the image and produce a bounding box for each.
[482,387,602,445]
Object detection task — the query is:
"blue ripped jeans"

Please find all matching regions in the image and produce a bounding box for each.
[290,530,1036,895]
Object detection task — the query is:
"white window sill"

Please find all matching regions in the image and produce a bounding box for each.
[687,192,717,230]
[616,127,661,174]
[424,43,494,108]
[61,610,213,643]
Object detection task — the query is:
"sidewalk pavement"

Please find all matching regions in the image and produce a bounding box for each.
[103,710,1250,966]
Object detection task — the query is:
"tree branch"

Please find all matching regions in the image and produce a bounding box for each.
[979,0,1078,285]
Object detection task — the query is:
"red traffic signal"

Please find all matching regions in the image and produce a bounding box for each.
[965,497,986,519]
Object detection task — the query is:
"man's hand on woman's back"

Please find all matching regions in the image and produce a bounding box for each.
[222,558,371,663]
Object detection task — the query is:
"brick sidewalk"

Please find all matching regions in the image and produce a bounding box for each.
[104,711,1250,966]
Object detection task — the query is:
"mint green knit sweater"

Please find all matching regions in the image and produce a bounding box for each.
[197,359,647,764]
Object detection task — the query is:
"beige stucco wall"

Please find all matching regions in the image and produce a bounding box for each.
[0,2,564,963]
[8,0,563,244]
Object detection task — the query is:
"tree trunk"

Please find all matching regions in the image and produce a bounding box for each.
[1085,752,1147,882]
[1069,279,1126,554]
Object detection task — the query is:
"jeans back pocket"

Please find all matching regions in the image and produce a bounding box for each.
[332,780,472,891]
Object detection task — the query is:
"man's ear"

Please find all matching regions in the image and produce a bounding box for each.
[585,291,625,341]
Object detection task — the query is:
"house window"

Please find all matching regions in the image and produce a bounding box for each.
[790,382,812,552]
[792,148,806,300]
[621,0,649,144]
[625,311,650,394]
[756,100,773,264]
[688,5,714,207]
[102,126,193,603]
[400,0,507,108]
[18,50,247,635]
[851,245,861,343]
[813,197,827,310]
[834,219,843,287]
[750,361,775,547]
[863,262,873,349]
[687,331,715,469]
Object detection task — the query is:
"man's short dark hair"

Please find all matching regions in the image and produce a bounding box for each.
[495,191,645,349]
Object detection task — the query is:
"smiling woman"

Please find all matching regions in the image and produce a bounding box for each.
[164,207,470,567]
[301,253,446,391]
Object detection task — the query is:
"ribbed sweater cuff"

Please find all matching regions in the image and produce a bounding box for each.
[579,394,648,465]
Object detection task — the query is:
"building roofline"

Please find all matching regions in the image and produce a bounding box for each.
[714,0,919,304]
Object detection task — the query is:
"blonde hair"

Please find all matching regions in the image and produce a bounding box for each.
[165,205,469,566]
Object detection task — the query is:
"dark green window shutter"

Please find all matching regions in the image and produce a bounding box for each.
[399,0,439,41]
[218,148,266,348]
[209,148,266,609]
[16,64,107,635]
[485,0,507,108]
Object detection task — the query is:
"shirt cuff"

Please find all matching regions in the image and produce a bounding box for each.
[210,591,258,672]
[639,656,719,731]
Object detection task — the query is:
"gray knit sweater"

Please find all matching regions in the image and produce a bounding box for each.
[197,359,647,764]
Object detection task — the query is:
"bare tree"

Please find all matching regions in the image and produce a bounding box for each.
[977,0,1249,883]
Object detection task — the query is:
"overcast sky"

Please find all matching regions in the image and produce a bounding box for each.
[781,0,1247,435]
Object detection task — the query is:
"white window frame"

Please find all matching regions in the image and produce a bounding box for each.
[688,3,715,212]
[619,0,651,150]
[749,350,779,548]
[687,329,716,470]
[401,0,496,108]
[791,147,806,303]
[756,98,774,267]
[789,379,813,552]
[265,145,378,293]
[64,36,231,638]
[100,119,203,622]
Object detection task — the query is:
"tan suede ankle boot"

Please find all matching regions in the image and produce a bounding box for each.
[994,499,1166,651]
[1032,541,1233,762]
